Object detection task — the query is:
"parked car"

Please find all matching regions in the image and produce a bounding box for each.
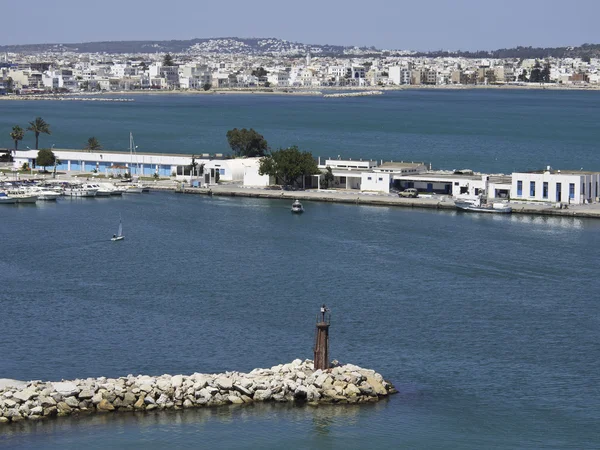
[399,188,419,198]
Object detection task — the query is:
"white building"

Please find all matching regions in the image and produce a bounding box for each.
[511,167,600,205]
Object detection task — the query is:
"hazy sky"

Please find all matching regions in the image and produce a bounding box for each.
[3,0,598,51]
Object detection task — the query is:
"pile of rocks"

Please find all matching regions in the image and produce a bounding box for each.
[0,360,396,424]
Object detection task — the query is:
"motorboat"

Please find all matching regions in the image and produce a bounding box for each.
[9,191,38,204]
[83,183,112,197]
[24,186,60,201]
[63,184,98,197]
[455,197,512,214]
[291,199,304,213]
[124,183,144,194]
[0,192,17,204]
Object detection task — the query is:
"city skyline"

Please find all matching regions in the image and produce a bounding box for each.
[3,0,599,51]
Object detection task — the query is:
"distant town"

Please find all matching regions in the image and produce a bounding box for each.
[0,38,598,94]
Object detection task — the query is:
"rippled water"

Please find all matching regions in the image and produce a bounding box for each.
[2,89,600,173]
[1,193,599,448]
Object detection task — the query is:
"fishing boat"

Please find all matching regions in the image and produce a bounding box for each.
[291,199,304,214]
[454,197,512,214]
[111,216,124,241]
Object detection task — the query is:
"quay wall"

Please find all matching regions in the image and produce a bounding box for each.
[0,360,396,424]
[169,185,600,219]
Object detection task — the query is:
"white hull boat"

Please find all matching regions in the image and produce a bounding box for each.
[124,185,143,194]
[291,200,304,213]
[455,200,512,214]
[13,194,38,204]
[0,193,16,204]
[64,187,98,197]
[111,216,124,241]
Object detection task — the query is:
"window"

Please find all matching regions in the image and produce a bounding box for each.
[340,177,346,184]
[378,177,383,181]
[569,183,575,199]
[219,168,225,175]
[367,176,372,180]
[530,181,535,197]
[517,180,522,196]
[582,183,585,195]
[543,182,548,199]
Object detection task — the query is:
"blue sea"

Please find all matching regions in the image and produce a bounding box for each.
[1,89,600,173]
[0,91,599,449]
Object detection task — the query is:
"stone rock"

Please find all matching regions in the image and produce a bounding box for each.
[0,417,10,423]
[52,382,79,397]
[43,406,57,417]
[13,388,38,402]
[344,384,361,396]
[215,377,233,391]
[139,384,153,393]
[91,393,103,404]
[134,396,145,410]
[30,406,43,415]
[113,398,124,408]
[102,391,117,403]
[228,395,244,404]
[233,383,253,397]
[365,376,387,396]
[65,396,79,408]
[171,375,183,389]
[57,402,72,415]
[78,389,94,400]
[97,399,115,411]
[156,379,171,392]
[3,399,16,408]
[253,389,272,401]
[156,394,169,405]
[122,392,136,406]
[146,404,157,411]
[313,373,329,388]
[144,396,155,405]
[18,404,30,415]
[183,399,193,408]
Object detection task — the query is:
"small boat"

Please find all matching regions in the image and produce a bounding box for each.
[111,216,124,241]
[124,184,143,194]
[0,192,16,204]
[8,190,38,204]
[291,199,304,214]
[83,183,112,197]
[455,197,512,214]
[25,186,60,201]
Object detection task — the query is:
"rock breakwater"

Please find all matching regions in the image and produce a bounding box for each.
[0,360,396,424]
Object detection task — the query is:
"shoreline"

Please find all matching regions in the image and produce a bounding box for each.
[1,83,599,101]
[0,360,396,424]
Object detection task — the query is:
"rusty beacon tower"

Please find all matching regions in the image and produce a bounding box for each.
[313,304,331,370]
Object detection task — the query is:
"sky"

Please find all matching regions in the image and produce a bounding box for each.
[2,0,599,51]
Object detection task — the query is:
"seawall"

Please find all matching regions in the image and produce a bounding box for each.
[0,360,396,424]
[169,185,600,219]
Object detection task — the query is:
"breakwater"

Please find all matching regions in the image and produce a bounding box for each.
[323,90,383,98]
[0,360,396,424]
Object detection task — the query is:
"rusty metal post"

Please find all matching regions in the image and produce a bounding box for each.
[313,304,331,371]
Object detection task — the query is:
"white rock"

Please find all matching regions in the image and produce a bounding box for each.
[13,389,37,402]
[215,377,233,390]
[4,399,16,408]
[156,379,171,391]
[253,389,272,401]
[30,405,43,415]
[156,394,169,405]
[52,382,79,397]
[171,375,183,389]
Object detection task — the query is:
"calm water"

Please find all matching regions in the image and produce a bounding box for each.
[0,193,599,449]
[1,90,600,173]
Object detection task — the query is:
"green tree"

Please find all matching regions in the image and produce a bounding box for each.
[541,62,551,83]
[36,148,56,171]
[322,165,334,189]
[27,117,51,149]
[188,155,198,176]
[84,137,102,151]
[6,77,14,93]
[259,146,320,188]
[163,53,174,66]
[518,69,528,82]
[202,83,212,91]
[10,125,24,150]
[226,128,268,157]
[529,60,542,83]
[264,81,271,88]
[251,67,268,77]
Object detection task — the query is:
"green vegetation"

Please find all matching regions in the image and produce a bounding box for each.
[10,125,24,150]
[36,148,56,171]
[259,146,320,188]
[322,166,334,189]
[202,83,212,91]
[163,53,174,66]
[251,67,268,78]
[84,137,102,151]
[27,117,51,149]
[226,128,268,157]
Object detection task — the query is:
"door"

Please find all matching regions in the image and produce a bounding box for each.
[556,183,561,202]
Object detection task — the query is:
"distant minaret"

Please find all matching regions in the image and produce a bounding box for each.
[306,50,311,67]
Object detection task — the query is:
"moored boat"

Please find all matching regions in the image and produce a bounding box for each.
[455,198,512,214]
[0,192,17,204]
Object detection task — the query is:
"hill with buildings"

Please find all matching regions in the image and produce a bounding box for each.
[1,38,598,59]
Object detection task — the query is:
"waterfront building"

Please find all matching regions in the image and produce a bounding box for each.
[511,167,600,205]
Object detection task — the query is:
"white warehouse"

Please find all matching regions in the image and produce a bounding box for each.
[511,168,600,205]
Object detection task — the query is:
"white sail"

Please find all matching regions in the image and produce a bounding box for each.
[117,221,123,237]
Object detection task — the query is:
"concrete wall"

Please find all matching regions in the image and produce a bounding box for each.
[361,172,390,193]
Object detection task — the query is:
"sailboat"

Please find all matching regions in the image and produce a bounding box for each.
[111,216,124,241]
[124,132,144,194]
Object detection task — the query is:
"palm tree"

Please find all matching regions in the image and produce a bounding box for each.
[84,137,102,152]
[9,125,24,150]
[27,117,51,149]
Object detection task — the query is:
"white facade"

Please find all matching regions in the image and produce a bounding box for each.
[361,172,390,192]
[511,169,600,205]
[241,158,273,187]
